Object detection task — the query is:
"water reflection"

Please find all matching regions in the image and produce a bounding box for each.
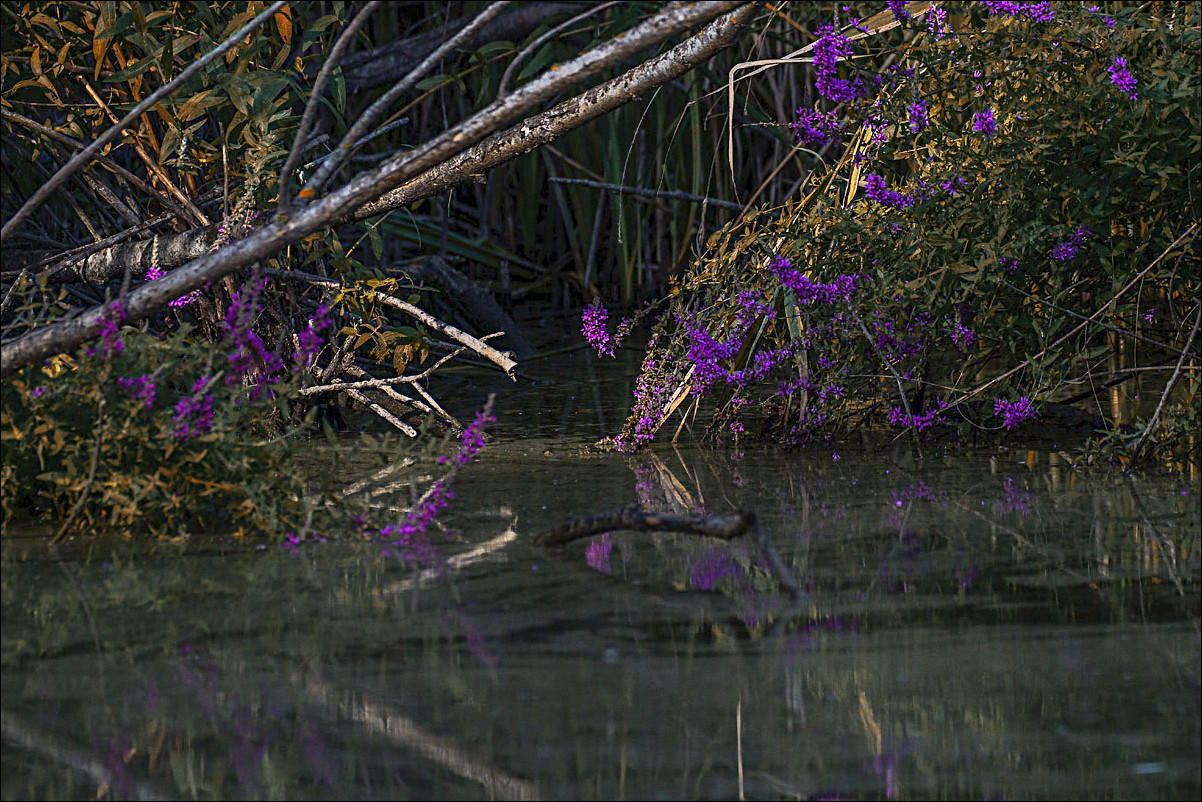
[2,354,1199,799]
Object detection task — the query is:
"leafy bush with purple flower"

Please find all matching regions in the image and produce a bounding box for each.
[612,2,1198,464]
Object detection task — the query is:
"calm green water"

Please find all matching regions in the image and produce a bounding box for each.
[3,350,1199,800]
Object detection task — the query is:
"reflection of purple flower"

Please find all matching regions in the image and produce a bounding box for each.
[994,396,1036,429]
[300,723,338,786]
[586,534,613,574]
[690,546,745,591]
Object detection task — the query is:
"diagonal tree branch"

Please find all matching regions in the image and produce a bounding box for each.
[2,2,758,378]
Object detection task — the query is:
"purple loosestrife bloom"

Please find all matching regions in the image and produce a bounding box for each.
[864,174,913,209]
[1050,226,1091,262]
[813,25,864,103]
[117,374,157,409]
[983,1,1054,21]
[581,298,615,358]
[889,398,949,431]
[145,265,200,308]
[995,396,1036,429]
[294,303,331,370]
[791,107,842,148]
[768,256,863,304]
[973,108,997,140]
[174,375,214,440]
[886,1,910,22]
[223,277,283,393]
[928,6,950,37]
[86,301,126,360]
[1108,56,1138,101]
[907,98,929,132]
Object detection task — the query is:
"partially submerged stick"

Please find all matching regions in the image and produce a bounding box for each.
[534,506,806,600]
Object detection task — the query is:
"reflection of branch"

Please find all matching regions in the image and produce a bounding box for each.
[535,506,806,600]
[1,708,176,801]
[301,678,541,800]
[385,519,520,594]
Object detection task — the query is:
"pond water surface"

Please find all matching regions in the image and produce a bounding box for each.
[2,350,1199,800]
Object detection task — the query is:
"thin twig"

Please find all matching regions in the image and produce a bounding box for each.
[345,388,418,436]
[547,176,744,210]
[278,1,382,213]
[1129,303,1201,461]
[999,278,1188,356]
[1,1,285,242]
[304,2,511,198]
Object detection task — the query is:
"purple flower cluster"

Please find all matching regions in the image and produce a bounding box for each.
[117,374,156,410]
[999,257,1020,274]
[972,107,997,140]
[927,6,950,37]
[294,303,331,370]
[378,489,447,563]
[889,397,949,431]
[617,338,672,451]
[791,107,842,148]
[768,256,863,303]
[886,1,911,22]
[864,174,914,209]
[86,301,125,361]
[872,308,931,362]
[1050,226,1091,262]
[685,320,741,392]
[1108,56,1138,101]
[813,24,865,103]
[146,265,200,308]
[907,98,929,132]
[174,375,214,440]
[441,406,495,468]
[223,276,283,395]
[951,318,975,351]
[983,1,1054,22]
[582,298,615,358]
[382,405,495,562]
[995,396,1036,429]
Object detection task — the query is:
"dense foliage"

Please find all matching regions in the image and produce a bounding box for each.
[599,2,1199,467]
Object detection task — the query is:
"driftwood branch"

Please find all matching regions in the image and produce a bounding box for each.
[534,506,753,545]
[535,505,805,600]
[1,1,753,378]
